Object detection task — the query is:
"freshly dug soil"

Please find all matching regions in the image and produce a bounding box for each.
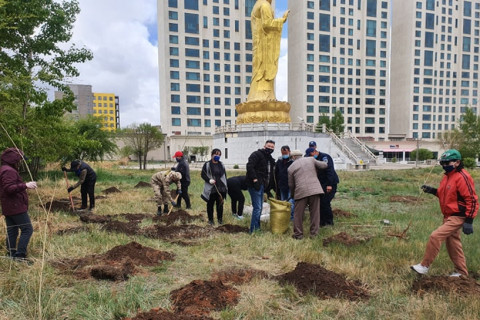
[45,200,78,212]
[323,232,371,247]
[211,268,269,285]
[332,208,356,218]
[134,181,151,188]
[412,276,480,296]
[103,186,121,194]
[80,213,112,224]
[119,213,152,222]
[52,241,174,281]
[170,280,240,316]
[153,210,203,225]
[101,220,141,236]
[56,226,89,235]
[124,308,213,320]
[143,224,212,240]
[216,224,249,233]
[276,262,370,301]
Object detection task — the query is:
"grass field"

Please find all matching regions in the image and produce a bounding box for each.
[1,163,480,319]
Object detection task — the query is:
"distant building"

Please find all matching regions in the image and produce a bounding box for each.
[55,84,120,131]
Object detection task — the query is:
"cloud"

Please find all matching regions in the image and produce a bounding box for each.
[66,0,160,127]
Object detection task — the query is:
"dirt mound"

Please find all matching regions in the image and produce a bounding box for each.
[323,232,371,247]
[103,186,121,194]
[276,262,370,301]
[333,209,356,218]
[389,195,422,204]
[143,224,212,240]
[56,226,89,235]
[216,224,249,233]
[134,181,151,188]
[125,308,213,320]
[412,276,480,296]
[45,200,77,212]
[52,242,174,281]
[170,280,240,316]
[101,220,140,236]
[80,213,112,224]
[211,268,269,285]
[119,213,152,222]
[154,210,203,225]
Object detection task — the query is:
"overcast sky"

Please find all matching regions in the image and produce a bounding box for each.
[68,0,288,128]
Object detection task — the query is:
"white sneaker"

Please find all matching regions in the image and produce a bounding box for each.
[410,263,429,275]
[449,272,462,277]
[236,215,244,220]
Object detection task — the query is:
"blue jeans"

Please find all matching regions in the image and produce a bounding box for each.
[279,188,295,220]
[248,185,264,233]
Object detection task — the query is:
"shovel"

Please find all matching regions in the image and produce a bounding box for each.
[167,194,180,215]
[64,171,75,211]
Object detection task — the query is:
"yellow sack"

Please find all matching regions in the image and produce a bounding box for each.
[269,198,291,234]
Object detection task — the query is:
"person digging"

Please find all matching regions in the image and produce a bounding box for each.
[62,160,97,212]
[151,171,182,215]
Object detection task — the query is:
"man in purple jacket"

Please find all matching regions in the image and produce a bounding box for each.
[0,147,37,261]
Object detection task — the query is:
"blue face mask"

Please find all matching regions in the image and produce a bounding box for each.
[213,155,221,161]
[443,165,455,173]
[282,155,289,159]
[313,154,318,159]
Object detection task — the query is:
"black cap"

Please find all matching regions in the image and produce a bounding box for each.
[70,160,80,169]
[309,141,317,147]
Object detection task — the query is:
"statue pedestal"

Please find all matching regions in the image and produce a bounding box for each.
[235,100,291,124]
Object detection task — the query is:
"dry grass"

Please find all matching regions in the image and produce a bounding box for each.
[1,165,480,319]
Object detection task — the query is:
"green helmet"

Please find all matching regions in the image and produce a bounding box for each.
[440,149,462,162]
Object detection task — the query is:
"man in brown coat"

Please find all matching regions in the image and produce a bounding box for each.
[287,150,327,239]
[151,171,182,215]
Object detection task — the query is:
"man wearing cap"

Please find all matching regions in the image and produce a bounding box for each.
[246,139,276,233]
[151,171,182,215]
[0,147,37,261]
[62,160,97,211]
[305,146,340,227]
[275,145,294,219]
[172,151,191,209]
[287,149,327,239]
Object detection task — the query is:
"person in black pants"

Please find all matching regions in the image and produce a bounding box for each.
[172,151,191,209]
[201,149,227,225]
[227,175,248,220]
[62,160,97,211]
[305,147,339,226]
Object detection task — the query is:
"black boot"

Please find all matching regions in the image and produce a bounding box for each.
[163,205,169,214]
[157,206,163,215]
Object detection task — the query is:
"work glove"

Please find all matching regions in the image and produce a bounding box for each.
[421,185,437,195]
[209,179,216,185]
[61,167,67,172]
[177,189,182,195]
[463,222,474,235]
[26,181,37,189]
[171,200,177,206]
[171,167,176,171]
[67,186,74,193]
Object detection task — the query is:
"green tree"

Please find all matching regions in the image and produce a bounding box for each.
[410,148,434,161]
[315,110,345,135]
[71,116,117,161]
[0,0,93,177]
[119,123,165,170]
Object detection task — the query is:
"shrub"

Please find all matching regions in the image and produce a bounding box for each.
[463,157,476,168]
[233,164,239,169]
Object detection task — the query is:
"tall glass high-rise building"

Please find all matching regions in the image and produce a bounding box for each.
[288,0,391,140]
[390,0,480,140]
[158,0,260,137]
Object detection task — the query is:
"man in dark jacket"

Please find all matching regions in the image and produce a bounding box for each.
[227,175,248,219]
[275,145,294,219]
[62,160,97,211]
[305,146,340,226]
[0,147,37,260]
[172,151,191,209]
[246,139,276,233]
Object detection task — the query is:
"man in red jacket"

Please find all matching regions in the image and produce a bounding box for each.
[0,148,37,261]
[412,149,478,277]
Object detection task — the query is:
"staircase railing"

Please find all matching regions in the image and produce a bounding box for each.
[343,131,378,163]
[327,130,363,164]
